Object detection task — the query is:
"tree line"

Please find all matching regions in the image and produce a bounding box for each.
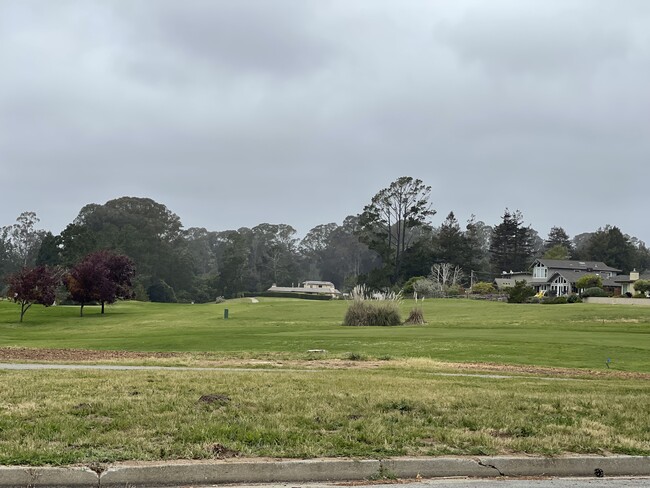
[2,177,649,305]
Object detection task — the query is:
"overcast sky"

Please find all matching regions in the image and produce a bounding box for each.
[1,0,649,243]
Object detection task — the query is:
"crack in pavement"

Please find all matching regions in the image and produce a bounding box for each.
[476,459,505,476]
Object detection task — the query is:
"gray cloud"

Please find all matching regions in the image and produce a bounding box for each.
[1,0,649,245]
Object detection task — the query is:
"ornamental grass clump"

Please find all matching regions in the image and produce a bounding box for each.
[343,285,402,326]
[404,307,426,325]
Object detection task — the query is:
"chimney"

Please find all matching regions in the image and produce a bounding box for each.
[630,269,640,281]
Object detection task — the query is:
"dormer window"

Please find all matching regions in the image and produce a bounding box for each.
[533,262,548,279]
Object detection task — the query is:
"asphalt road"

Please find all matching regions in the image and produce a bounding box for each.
[196,478,650,488]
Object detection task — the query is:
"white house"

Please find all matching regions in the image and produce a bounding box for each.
[266,281,341,298]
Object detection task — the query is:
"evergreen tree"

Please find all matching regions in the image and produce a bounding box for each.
[544,226,574,258]
[435,212,467,267]
[489,209,534,276]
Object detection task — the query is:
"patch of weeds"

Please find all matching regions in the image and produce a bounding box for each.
[380,400,415,413]
[509,426,535,438]
[343,352,367,361]
[377,354,393,361]
[371,464,398,480]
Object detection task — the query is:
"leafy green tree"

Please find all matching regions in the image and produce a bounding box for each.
[359,177,436,283]
[319,216,380,290]
[36,232,63,266]
[7,265,59,322]
[575,274,602,290]
[300,223,338,279]
[59,197,191,298]
[462,216,492,282]
[489,209,534,276]
[578,226,637,273]
[634,279,650,296]
[215,230,251,297]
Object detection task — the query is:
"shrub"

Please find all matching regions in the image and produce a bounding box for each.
[581,287,608,298]
[633,279,650,296]
[446,284,464,296]
[343,352,367,361]
[567,294,582,303]
[402,276,426,296]
[404,307,426,325]
[343,300,402,326]
[506,280,535,303]
[633,293,646,299]
[147,280,177,303]
[412,278,441,298]
[471,281,495,295]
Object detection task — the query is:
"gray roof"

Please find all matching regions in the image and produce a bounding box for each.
[534,259,621,273]
[546,270,622,287]
[613,272,650,283]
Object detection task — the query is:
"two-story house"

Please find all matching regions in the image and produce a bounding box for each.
[529,259,622,296]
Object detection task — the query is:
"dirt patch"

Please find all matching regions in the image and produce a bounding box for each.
[0,347,384,369]
[0,347,177,362]
[431,360,650,380]
[1,346,648,379]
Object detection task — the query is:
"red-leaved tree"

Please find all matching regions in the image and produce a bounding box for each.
[7,266,59,322]
[65,251,135,316]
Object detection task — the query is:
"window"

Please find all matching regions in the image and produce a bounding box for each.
[533,263,548,279]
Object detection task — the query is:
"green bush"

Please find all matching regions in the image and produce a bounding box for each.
[633,279,650,296]
[471,281,495,295]
[402,276,426,296]
[541,296,568,304]
[446,284,464,296]
[343,300,402,326]
[581,287,608,298]
[506,280,535,303]
[147,280,177,303]
[567,294,582,303]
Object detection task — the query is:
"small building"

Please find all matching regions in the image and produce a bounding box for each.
[266,281,341,298]
[494,271,533,290]
[614,270,650,296]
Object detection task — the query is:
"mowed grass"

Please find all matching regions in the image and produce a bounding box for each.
[1,298,649,372]
[0,367,648,465]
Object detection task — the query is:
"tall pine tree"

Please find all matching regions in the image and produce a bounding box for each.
[489,209,534,275]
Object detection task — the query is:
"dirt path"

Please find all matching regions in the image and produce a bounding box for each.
[1,347,648,379]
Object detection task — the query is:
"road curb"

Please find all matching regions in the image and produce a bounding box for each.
[0,466,97,488]
[0,456,648,487]
[100,459,380,487]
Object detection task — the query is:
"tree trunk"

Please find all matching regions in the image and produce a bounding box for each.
[80,303,84,317]
[101,301,105,314]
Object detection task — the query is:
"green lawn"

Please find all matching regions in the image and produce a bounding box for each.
[1,298,649,372]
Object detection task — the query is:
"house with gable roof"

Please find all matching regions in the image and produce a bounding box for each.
[529,259,622,296]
